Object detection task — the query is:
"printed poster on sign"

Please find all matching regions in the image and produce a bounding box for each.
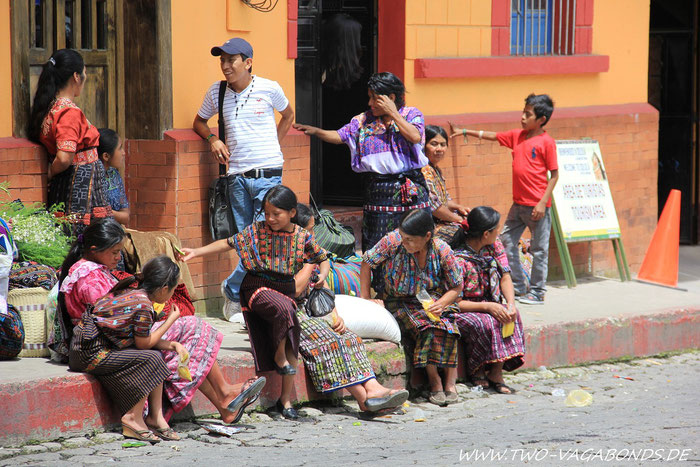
[552,140,621,242]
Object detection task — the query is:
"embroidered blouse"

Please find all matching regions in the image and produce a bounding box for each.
[60,259,117,324]
[362,229,463,298]
[105,167,129,212]
[422,164,451,211]
[38,97,100,157]
[91,289,155,349]
[336,106,429,175]
[228,222,328,277]
[454,239,511,302]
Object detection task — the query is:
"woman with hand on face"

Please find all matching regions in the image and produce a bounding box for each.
[421,125,470,243]
[361,209,464,407]
[450,207,525,394]
[294,72,431,252]
[28,49,112,235]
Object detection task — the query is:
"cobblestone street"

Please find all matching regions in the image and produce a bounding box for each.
[1,352,698,466]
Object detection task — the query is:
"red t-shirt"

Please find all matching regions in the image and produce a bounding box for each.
[497,129,558,207]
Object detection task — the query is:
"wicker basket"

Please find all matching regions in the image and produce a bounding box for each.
[7,287,50,358]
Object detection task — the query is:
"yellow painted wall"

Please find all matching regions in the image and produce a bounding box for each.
[170,0,295,129]
[403,0,651,116]
[0,0,12,137]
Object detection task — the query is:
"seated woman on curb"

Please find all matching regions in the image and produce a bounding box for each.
[361,209,464,407]
[450,207,525,394]
[421,125,469,243]
[293,203,409,413]
[60,219,265,426]
[69,256,183,442]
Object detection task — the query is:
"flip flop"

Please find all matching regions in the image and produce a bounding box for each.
[147,425,181,441]
[122,423,161,444]
[364,389,409,412]
[487,378,516,394]
[227,376,267,424]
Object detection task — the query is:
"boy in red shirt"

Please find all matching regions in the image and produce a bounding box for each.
[449,94,558,304]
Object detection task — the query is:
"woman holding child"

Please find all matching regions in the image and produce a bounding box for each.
[294,72,431,251]
[451,207,525,394]
[361,209,463,406]
[61,219,265,433]
[28,49,112,234]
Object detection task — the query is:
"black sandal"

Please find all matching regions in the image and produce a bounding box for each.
[469,375,490,389]
[274,363,297,375]
[487,378,515,394]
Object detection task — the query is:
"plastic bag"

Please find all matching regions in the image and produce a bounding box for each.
[306,287,335,318]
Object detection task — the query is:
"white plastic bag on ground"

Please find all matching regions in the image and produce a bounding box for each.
[334,294,401,344]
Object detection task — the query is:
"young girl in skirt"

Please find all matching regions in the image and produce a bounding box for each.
[292,204,409,413]
[181,185,330,419]
[451,207,525,394]
[61,219,265,428]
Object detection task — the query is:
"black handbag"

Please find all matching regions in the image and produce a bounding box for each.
[306,286,335,318]
[208,81,237,240]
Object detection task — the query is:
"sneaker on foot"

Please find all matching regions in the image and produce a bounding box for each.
[518,292,544,305]
[221,281,243,322]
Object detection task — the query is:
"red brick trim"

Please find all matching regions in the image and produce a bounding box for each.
[427,102,658,126]
[377,0,406,81]
[0,137,39,149]
[414,54,609,79]
[287,0,298,59]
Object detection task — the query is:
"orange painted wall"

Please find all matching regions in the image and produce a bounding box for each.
[170,0,295,130]
[0,0,12,137]
[403,0,650,116]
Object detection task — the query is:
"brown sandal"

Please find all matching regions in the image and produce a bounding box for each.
[148,425,181,441]
[122,423,161,444]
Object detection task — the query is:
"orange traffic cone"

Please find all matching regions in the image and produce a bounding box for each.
[636,189,681,288]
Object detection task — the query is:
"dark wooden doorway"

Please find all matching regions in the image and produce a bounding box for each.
[648,0,699,243]
[11,0,118,137]
[296,0,376,206]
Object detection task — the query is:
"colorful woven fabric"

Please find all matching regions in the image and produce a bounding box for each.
[325,255,362,296]
[519,238,533,283]
[151,316,223,420]
[60,259,117,323]
[421,164,462,243]
[0,301,24,359]
[363,171,431,251]
[363,229,463,298]
[91,289,156,349]
[337,106,428,174]
[297,309,375,393]
[105,167,129,212]
[453,239,525,375]
[228,222,327,276]
[9,261,58,291]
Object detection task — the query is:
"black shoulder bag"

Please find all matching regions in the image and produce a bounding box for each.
[208,80,237,240]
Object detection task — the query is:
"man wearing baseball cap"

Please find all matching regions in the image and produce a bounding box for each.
[193,37,294,320]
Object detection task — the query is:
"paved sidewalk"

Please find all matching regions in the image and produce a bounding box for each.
[1,247,699,446]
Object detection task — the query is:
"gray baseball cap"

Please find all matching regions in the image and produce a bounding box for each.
[211,37,254,58]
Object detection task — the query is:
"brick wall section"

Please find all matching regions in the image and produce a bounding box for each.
[125,129,310,312]
[0,138,48,204]
[428,103,659,279]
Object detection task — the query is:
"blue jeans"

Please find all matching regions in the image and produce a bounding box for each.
[222,174,282,301]
[499,203,552,297]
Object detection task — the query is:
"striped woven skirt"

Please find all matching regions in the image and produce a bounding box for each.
[151,316,223,419]
[363,170,431,251]
[454,306,525,375]
[384,297,460,368]
[0,303,24,360]
[69,315,170,415]
[297,309,375,393]
[240,272,299,373]
[48,150,112,236]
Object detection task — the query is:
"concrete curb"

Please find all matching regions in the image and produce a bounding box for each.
[1,307,698,447]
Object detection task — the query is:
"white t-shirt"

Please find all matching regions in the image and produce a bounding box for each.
[197,76,289,175]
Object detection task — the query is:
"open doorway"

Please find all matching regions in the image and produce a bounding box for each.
[296,0,376,206]
[648,0,699,243]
